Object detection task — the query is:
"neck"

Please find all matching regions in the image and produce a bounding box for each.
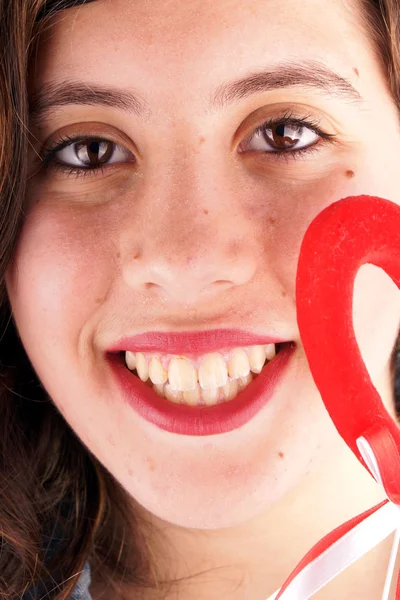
[123,371,398,600]
[130,437,391,599]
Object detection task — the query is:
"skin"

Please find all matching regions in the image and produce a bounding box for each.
[5,0,400,597]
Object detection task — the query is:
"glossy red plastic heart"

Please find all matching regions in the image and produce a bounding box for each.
[296,195,400,502]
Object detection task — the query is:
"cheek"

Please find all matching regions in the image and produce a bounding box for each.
[265,156,400,276]
[258,169,362,291]
[5,205,115,360]
[258,168,400,372]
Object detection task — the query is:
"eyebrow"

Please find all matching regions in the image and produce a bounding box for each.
[29,59,363,125]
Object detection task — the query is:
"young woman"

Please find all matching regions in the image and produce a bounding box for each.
[1,0,400,598]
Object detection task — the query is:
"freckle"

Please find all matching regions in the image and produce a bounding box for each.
[133,251,141,260]
[353,67,359,76]
[345,169,355,179]
[146,457,156,472]
[278,452,285,459]
[199,136,205,144]
[116,251,121,258]
[95,297,103,304]
[281,290,287,298]
[203,209,209,215]
[268,217,276,225]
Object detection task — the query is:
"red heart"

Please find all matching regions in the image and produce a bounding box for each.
[296,195,400,503]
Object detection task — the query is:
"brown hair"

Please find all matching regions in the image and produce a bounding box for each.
[0,0,399,599]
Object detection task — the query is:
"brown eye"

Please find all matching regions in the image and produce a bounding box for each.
[50,137,133,170]
[240,119,320,154]
[38,132,139,180]
[265,123,303,150]
[74,139,114,166]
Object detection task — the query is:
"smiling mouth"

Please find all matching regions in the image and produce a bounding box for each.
[118,342,286,407]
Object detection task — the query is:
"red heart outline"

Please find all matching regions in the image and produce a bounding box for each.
[296,195,400,502]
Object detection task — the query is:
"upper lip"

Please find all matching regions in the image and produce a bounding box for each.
[106,329,290,355]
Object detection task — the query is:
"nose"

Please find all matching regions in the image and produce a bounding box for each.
[121,172,258,305]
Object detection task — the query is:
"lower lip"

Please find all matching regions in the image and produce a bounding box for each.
[106,343,295,436]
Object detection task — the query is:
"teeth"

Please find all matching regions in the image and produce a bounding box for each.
[136,352,148,381]
[202,386,220,406]
[198,353,228,389]
[125,350,137,371]
[237,372,253,390]
[265,343,276,360]
[168,357,197,391]
[183,384,201,406]
[164,382,183,404]
[124,342,280,406]
[247,345,267,373]
[227,348,250,378]
[222,377,239,401]
[153,383,165,397]
[148,357,168,385]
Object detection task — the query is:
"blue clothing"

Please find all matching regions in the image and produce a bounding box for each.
[20,497,94,600]
[22,560,92,600]
[21,517,93,600]
[70,561,92,600]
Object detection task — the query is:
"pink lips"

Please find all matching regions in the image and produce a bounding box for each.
[106,328,287,356]
[105,329,295,436]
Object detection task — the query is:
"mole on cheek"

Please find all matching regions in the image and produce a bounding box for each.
[353,67,359,76]
[146,457,156,472]
[345,170,355,179]
[278,452,285,459]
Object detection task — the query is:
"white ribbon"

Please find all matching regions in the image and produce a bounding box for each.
[264,438,400,600]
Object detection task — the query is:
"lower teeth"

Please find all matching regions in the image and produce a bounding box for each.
[128,368,260,406]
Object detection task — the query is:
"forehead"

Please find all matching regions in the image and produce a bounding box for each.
[30,0,377,114]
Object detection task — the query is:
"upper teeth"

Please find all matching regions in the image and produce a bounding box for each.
[124,344,276,391]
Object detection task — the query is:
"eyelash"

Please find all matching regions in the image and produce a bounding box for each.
[39,110,337,180]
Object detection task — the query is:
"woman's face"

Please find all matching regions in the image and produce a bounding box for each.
[5,0,400,528]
